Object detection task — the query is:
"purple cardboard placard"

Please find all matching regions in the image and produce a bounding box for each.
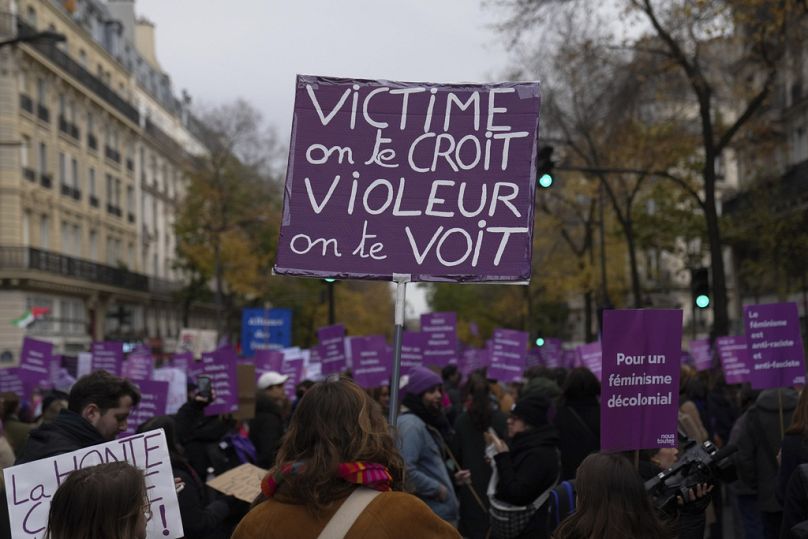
[576,342,603,381]
[0,368,24,396]
[281,357,305,400]
[318,325,347,375]
[421,312,457,367]
[401,331,426,374]
[562,349,577,369]
[352,335,391,388]
[487,329,528,383]
[526,348,543,368]
[91,342,123,376]
[255,349,284,375]
[171,351,193,373]
[122,380,169,436]
[201,347,238,416]
[539,338,562,369]
[19,337,53,396]
[689,339,712,372]
[716,336,752,385]
[744,302,806,389]
[601,309,682,452]
[273,76,541,283]
[123,349,154,381]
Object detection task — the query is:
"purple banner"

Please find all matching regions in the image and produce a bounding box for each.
[421,312,457,367]
[562,349,577,369]
[0,368,24,396]
[171,351,193,373]
[526,348,542,368]
[576,342,603,381]
[18,337,53,395]
[318,325,347,375]
[273,76,541,282]
[122,380,169,436]
[122,349,153,381]
[689,339,712,372]
[90,342,123,376]
[601,309,682,452]
[401,331,426,374]
[488,329,528,383]
[254,349,284,375]
[201,347,238,416]
[352,335,391,388]
[716,336,752,385]
[744,302,806,389]
[539,338,562,369]
[281,357,305,400]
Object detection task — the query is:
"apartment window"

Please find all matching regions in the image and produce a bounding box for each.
[106,174,113,204]
[71,158,79,190]
[22,210,31,246]
[20,136,30,168]
[38,143,46,174]
[115,178,122,207]
[89,168,96,196]
[36,79,46,103]
[89,229,98,260]
[58,94,65,117]
[126,186,134,213]
[128,243,135,269]
[26,6,36,27]
[61,221,70,255]
[87,112,94,133]
[18,71,27,94]
[78,49,87,69]
[153,254,159,277]
[59,152,66,184]
[40,215,50,249]
[73,224,81,256]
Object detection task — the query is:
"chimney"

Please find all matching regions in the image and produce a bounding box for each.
[135,17,161,71]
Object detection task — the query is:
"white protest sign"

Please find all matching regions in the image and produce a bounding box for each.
[4,429,183,538]
[152,367,188,414]
[76,352,92,378]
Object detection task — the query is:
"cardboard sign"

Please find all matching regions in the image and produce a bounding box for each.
[352,335,391,388]
[280,356,304,400]
[689,339,712,372]
[178,329,218,359]
[90,341,123,376]
[421,312,457,367]
[4,429,183,538]
[123,380,169,436]
[234,364,257,421]
[488,329,528,383]
[18,337,53,397]
[601,309,682,452]
[318,325,347,375]
[254,349,284,376]
[207,463,267,504]
[576,342,603,381]
[0,368,24,395]
[744,302,806,389]
[273,76,541,282]
[716,336,752,385]
[201,347,238,416]
[151,367,187,415]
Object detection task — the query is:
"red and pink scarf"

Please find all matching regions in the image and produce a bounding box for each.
[261,461,392,498]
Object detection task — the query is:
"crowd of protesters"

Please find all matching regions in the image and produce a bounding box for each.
[0,358,806,538]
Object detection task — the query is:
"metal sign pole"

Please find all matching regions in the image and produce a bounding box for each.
[388,278,407,427]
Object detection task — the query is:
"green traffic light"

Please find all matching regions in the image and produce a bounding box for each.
[323,278,336,283]
[535,337,545,347]
[538,174,553,188]
[695,294,710,309]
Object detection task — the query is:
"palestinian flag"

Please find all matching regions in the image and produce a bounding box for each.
[11,307,50,329]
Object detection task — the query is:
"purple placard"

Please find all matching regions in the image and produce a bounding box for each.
[352,335,391,388]
[601,309,682,452]
[562,349,577,369]
[90,341,123,376]
[255,349,284,375]
[0,368,24,396]
[318,325,347,375]
[122,380,169,436]
[200,347,238,416]
[281,357,304,400]
[122,348,153,381]
[421,312,457,367]
[716,336,752,384]
[539,338,562,368]
[689,339,712,372]
[576,342,603,381]
[744,302,806,389]
[273,76,541,282]
[401,331,426,374]
[171,351,193,373]
[488,329,528,383]
[526,348,542,368]
[18,337,53,395]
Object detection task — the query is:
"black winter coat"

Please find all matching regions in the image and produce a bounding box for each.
[554,397,600,480]
[249,396,285,470]
[173,460,235,539]
[15,409,106,464]
[492,425,560,539]
[781,463,808,539]
[175,400,232,480]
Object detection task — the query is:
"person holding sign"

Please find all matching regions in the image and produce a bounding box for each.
[231,377,460,538]
[43,461,148,539]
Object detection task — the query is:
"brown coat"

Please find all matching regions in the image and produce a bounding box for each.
[231,490,461,539]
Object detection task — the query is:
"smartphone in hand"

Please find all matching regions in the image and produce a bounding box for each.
[196,375,212,400]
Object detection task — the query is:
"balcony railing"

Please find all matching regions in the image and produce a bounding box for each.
[60,183,71,196]
[40,173,52,188]
[87,133,97,151]
[0,246,149,292]
[58,116,80,140]
[105,146,121,164]
[18,20,140,126]
[126,158,134,172]
[89,195,99,207]
[20,94,33,114]
[127,212,135,224]
[107,204,122,217]
[22,168,36,182]
[37,104,49,123]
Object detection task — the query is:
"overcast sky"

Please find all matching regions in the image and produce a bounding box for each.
[135,0,516,318]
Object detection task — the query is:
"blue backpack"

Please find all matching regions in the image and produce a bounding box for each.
[548,480,576,532]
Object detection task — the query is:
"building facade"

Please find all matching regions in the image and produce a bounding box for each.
[0,0,215,364]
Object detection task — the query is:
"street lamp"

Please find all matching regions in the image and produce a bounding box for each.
[323,278,336,325]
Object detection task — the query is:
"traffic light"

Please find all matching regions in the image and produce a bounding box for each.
[535,337,545,347]
[537,146,554,188]
[690,268,711,309]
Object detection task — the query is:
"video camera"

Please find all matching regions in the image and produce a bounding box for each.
[644,440,737,513]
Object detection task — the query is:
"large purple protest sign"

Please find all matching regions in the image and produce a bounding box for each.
[576,342,603,381]
[255,349,284,375]
[562,349,577,369]
[689,339,712,372]
[171,351,193,373]
[601,309,682,452]
[18,337,52,395]
[352,335,391,388]
[281,357,304,400]
[122,380,169,436]
[122,348,153,381]
[273,76,541,282]
[201,347,238,416]
[91,341,123,376]
[421,312,457,367]
[488,329,528,383]
[744,302,806,389]
[0,368,24,395]
[539,338,562,369]
[716,336,752,385]
[318,325,347,375]
[401,331,426,374]
[526,348,542,368]
[460,347,491,376]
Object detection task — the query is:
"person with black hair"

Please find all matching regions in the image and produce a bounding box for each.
[554,367,600,480]
[0,392,32,455]
[16,370,141,463]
